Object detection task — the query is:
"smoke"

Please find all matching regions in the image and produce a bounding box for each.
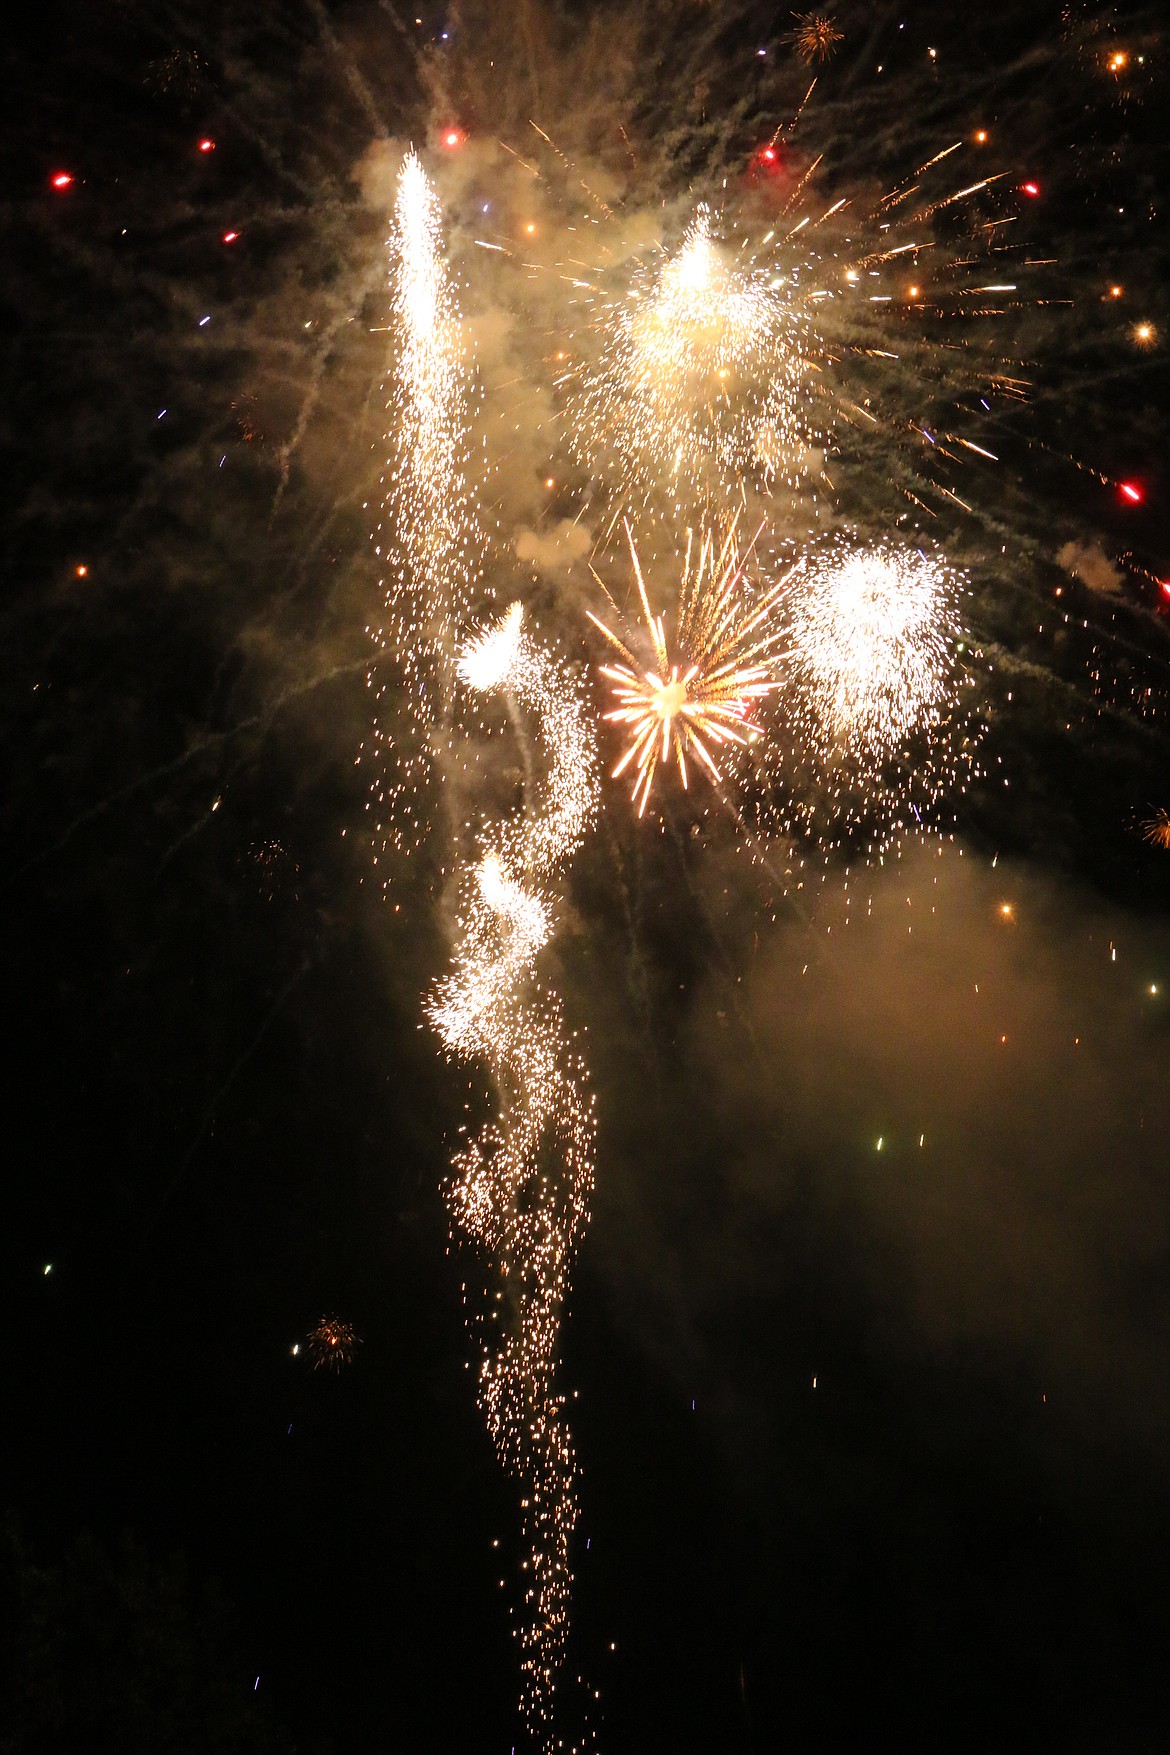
[587,839,1170,1475]
[1056,537,1125,596]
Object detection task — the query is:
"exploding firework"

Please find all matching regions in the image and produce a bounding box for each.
[307,1317,360,1372]
[786,11,844,63]
[788,543,959,761]
[1143,808,1170,850]
[572,207,820,507]
[759,537,984,852]
[590,520,790,815]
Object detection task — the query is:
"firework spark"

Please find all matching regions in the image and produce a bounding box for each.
[590,520,789,815]
[788,544,958,760]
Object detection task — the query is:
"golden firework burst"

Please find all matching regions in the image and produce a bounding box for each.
[1142,808,1170,850]
[786,11,844,63]
[589,520,788,816]
[307,1316,360,1372]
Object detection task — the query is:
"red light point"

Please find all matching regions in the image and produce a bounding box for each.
[1119,481,1143,505]
[199,138,215,153]
[762,147,776,162]
[443,129,462,148]
[50,171,74,191]
[222,230,240,244]
[1021,181,1040,197]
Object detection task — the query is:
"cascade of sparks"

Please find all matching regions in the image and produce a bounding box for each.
[590,520,790,815]
[364,150,482,864]
[429,601,598,1742]
[366,155,599,1745]
[572,206,819,506]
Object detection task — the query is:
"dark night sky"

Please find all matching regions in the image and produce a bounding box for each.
[3,3,1169,1752]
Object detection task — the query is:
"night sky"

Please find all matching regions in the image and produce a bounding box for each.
[4,3,1170,1752]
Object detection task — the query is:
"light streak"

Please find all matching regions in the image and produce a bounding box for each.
[364,151,483,863]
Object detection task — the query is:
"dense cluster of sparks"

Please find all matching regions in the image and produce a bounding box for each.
[752,538,982,851]
[785,542,963,766]
[573,207,819,505]
[590,521,790,814]
[307,1316,360,1372]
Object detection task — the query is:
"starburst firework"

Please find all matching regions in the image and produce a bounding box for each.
[590,520,790,815]
[1143,808,1170,850]
[307,1317,360,1372]
[786,11,844,64]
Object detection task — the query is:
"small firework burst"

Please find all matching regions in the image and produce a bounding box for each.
[1142,808,1170,850]
[307,1317,360,1372]
[144,47,207,99]
[590,519,789,816]
[786,12,844,64]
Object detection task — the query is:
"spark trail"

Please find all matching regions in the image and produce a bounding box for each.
[429,601,599,1744]
[364,150,483,864]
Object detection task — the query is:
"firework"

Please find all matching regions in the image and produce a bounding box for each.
[760,537,982,851]
[364,150,484,864]
[428,602,598,1739]
[307,1317,360,1372]
[1143,809,1170,850]
[572,207,820,505]
[590,520,789,815]
[788,544,958,761]
[786,12,844,63]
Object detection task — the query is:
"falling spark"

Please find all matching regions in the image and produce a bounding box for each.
[429,601,598,1739]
